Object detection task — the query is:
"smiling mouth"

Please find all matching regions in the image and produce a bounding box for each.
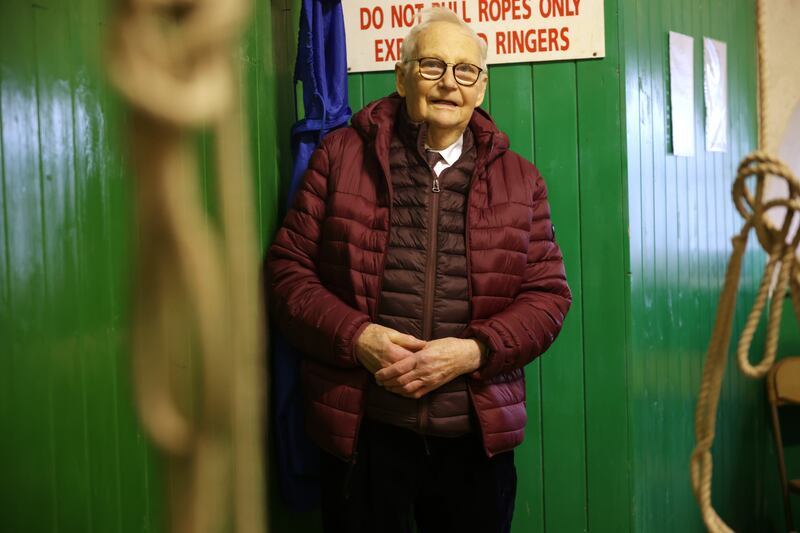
[431,99,458,107]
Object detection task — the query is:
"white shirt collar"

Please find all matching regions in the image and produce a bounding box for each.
[425,133,464,166]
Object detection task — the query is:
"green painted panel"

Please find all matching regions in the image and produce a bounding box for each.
[363,71,398,105]
[0,0,294,531]
[531,61,588,533]
[348,75,364,112]
[10,0,781,531]
[577,0,631,530]
[1,3,56,533]
[69,0,127,530]
[33,2,93,533]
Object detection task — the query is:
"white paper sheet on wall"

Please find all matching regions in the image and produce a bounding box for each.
[704,38,728,152]
[669,32,695,157]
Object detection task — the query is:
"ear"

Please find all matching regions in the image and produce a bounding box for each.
[474,73,488,107]
[395,62,406,96]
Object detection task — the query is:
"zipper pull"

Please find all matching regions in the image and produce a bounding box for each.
[432,177,440,193]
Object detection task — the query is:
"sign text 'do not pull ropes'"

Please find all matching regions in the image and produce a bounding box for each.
[342,0,606,72]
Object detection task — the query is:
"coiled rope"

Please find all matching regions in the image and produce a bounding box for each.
[690,1,800,530]
[690,152,800,533]
[106,1,266,533]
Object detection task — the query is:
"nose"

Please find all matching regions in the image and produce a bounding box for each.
[438,66,458,89]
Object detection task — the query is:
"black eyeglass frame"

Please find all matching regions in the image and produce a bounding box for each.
[405,57,484,87]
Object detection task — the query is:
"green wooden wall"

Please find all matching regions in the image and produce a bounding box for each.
[0,1,148,532]
[2,0,788,531]
[0,0,293,531]
[620,0,785,530]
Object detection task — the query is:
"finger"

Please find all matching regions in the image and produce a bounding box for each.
[375,355,416,381]
[387,344,417,362]
[388,331,427,351]
[411,386,434,399]
[379,369,418,388]
[387,379,424,395]
[387,379,425,397]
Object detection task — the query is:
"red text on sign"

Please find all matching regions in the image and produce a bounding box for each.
[375,38,404,62]
[539,0,580,18]
[360,6,385,29]
[495,26,570,54]
[478,0,533,22]
[390,3,424,28]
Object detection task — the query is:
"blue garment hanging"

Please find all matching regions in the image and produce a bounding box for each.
[271,0,351,512]
[289,0,352,205]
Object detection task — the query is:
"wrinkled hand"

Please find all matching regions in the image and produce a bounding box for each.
[354,324,427,374]
[375,337,486,399]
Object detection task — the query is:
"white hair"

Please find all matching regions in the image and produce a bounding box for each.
[399,7,488,70]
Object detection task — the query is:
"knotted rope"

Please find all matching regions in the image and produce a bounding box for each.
[107,2,266,533]
[689,0,800,528]
[690,151,800,532]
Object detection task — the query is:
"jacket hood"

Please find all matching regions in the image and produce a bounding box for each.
[351,94,510,165]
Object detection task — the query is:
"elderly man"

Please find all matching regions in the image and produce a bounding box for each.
[268,7,571,532]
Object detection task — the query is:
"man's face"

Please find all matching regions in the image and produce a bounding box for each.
[396,22,487,135]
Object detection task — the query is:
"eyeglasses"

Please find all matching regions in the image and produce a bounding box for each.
[407,57,484,87]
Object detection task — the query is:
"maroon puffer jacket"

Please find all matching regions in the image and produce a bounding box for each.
[267,95,571,459]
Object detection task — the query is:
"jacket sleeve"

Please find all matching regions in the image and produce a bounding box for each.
[464,167,572,380]
[266,135,371,368]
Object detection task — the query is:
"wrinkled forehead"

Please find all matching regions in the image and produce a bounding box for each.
[414,22,482,64]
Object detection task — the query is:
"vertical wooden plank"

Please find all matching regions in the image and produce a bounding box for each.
[638,0,656,522]
[673,0,696,523]
[0,10,10,522]
[0,8,9,521]
[488,65,534,161]
[620,4,642,526]
[635,0,657,523]
[531,61,586,533]
[0,4,16,532]
[578,0,632,528]
[247,0,267,241]
[0,2,56,532]
[68,0,124,529]
[348,75,364,112]
[362,71,397,105]
[32,1,94,532]
[653,2,675,529]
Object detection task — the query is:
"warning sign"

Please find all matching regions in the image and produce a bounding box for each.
[342,0,605,72]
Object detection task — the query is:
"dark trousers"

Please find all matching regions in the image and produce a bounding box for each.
[320,419,517,533]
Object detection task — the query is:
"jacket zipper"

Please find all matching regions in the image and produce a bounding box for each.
[420,162,441,434]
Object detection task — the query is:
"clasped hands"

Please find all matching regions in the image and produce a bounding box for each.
[355,324,486,399]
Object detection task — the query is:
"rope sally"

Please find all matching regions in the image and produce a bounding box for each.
[691,152,800,533]
[107,2,266,533]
